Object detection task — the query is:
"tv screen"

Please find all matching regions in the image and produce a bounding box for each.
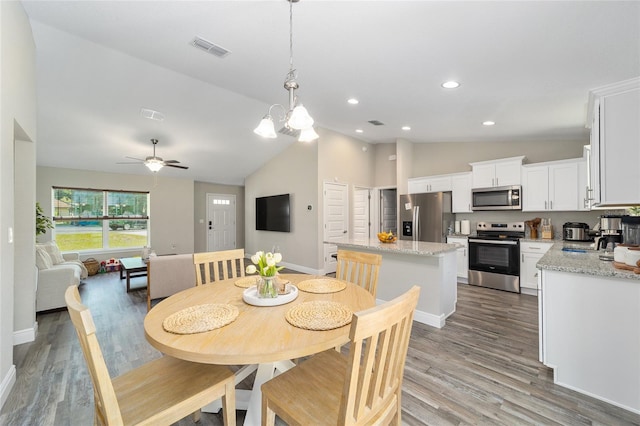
[256,194,290,232]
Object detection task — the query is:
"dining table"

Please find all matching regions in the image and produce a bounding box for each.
[144,273,375,426]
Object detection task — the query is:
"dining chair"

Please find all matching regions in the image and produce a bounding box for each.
[193,248,245,285]
[65,286,236,426]
[261,285,420,426]
[335,249,382,297]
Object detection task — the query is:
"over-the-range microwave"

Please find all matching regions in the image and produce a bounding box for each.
[471,185,522,211]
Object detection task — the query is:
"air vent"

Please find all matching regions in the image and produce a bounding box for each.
[368,120,385,126]
[191,36,231,58]
[140,108,165,121]
[278,126,300,138]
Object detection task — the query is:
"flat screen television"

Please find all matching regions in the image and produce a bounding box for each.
[256,193,290,232]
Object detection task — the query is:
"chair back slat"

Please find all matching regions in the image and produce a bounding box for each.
[336,250,382,297]
[65,286,123,424]
[193,249,245,285]
[340,286,420,425]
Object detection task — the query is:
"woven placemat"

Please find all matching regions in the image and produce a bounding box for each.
[162,304,239,335]
[235,276,259,288]
[297,278,347,294]
[285,301,352,331]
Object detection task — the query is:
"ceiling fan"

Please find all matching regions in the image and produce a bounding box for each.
[118,138,188,172]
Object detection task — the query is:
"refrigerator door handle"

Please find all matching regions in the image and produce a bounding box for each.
[414,206,420,241]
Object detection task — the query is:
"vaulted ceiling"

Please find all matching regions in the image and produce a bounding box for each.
[22,1,640,185]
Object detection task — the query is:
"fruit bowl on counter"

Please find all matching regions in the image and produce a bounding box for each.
[377,232,397,243]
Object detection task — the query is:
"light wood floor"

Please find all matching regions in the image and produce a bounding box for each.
[1,272,638,425]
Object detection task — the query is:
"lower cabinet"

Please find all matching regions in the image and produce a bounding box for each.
[447,236,468,283]
[520,241,552,295]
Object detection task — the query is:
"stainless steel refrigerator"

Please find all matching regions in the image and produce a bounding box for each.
[399,192,453,243]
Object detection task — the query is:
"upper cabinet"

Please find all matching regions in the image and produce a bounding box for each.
[587,77,640,206]
[451,172,472,213]
[522,159,582,212]
[470,156,525,188]
[407,174,452,194]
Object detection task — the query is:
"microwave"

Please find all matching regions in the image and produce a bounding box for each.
[471,185,522,211]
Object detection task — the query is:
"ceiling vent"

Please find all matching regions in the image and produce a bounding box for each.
[278,126,300,138]
[368,120,385,126]
[191,36,231,58]
[140,108,165,121]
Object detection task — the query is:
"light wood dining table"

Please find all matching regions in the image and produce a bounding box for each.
[144,273,375,426]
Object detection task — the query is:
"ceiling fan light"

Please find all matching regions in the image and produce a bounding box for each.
[145,159,164,172]
[288,104,314,130]
[254,116,278,138]
[298,126,319,142]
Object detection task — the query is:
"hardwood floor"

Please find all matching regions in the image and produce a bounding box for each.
[1,272,638,425]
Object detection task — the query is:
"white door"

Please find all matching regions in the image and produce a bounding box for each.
[323,182,348,274]
[353,187,370,243]
[206,193,236,252]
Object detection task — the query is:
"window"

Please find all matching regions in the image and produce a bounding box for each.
[52,187,149,252]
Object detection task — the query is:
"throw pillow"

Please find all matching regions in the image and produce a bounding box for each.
[35,246,53,270]
[40,241,65,264]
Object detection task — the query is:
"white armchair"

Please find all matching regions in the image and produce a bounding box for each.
[36,242,88,312]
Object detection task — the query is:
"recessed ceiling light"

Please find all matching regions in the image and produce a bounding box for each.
[402,126,411,131]
[441,81,460,89]
[482,121,496,126]
[347,98,359,105]
[355,129,364,133]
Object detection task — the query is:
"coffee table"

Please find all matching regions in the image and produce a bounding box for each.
[119,257,148,292]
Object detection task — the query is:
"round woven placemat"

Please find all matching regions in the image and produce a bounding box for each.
[285,301,353,330]
[297,278,347,294]
[235,276,259,288]
[162,304,239,335]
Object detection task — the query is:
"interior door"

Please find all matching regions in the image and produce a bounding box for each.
[323,182,348,274]
[206,193,236,252]
[353,187,370,243]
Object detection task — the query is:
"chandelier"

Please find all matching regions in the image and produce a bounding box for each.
[253,0,319,142]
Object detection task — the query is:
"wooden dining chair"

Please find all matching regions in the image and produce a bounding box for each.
[193,248,245,285]
[261,285,420,426]
[65,286,236,426]
[336,249,382,297]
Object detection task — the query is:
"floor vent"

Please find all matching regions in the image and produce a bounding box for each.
[191,36,231,58]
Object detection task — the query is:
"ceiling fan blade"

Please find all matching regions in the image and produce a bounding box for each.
[125,156,145,161]
[165,164,189,170]
[164,159,180,164]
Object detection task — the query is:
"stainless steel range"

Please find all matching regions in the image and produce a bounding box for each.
[468,221,525,293]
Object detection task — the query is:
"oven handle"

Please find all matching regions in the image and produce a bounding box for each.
[469,238,519,246]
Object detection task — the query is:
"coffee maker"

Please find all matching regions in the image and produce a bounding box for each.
[594,215,623,250]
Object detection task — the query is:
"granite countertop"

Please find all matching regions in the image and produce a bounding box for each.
[537,242,640,281]
[329,238,458,256]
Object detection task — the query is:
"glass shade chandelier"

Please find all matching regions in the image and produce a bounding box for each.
[254,0,319,142]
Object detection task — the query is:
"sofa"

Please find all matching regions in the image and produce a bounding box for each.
[147,253,196,311]
[35,241,88,312]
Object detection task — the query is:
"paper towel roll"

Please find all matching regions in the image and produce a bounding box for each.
[454,221,461,233]
[461,220,471,235]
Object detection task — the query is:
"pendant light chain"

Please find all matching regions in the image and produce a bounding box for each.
[289,0,294,74]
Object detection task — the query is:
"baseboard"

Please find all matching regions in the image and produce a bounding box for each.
[0,365,16,410]
[376,298,446,329]
[280,261,323,276]
[13,321,38,346]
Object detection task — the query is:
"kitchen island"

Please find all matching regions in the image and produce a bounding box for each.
[537,245,640,415]
[329,238,458,328]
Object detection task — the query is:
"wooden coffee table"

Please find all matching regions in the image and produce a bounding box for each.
[119,257,148,292]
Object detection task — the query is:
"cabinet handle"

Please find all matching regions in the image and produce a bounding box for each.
[550,200,553,209]
[463,248,466,256]
[545,200,548,209]
[492,178,495,187]
[495,177,498,186]
[522,254,524,262]
[534,272,538,278]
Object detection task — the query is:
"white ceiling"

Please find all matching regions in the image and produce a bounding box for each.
[21,1,640,185]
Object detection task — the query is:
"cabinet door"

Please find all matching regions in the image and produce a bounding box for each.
[407,178,429,194]
[447,237,468,279]
[427,176,452,192]
[589,101,601,206]
[494,160,522,186]
[521,252,542,290]
[472,164,496,188]
[578,158,589,211]
[451,173,472,213]
[600,88,640,205]
[549,162,579,211]
[522,165,549,211]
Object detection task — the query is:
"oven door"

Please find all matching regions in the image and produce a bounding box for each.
[468,238,520,276]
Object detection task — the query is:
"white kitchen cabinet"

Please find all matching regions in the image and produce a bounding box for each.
[521,160,580,211]
[587,77,640,206]
[447,236,468,282]
[407,175,452,194]
[470,156,525,188]
[451,172,472,213]
[520,241,552,295]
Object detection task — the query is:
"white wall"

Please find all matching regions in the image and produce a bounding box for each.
[36,167,195,258]
[0,1,37,409]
